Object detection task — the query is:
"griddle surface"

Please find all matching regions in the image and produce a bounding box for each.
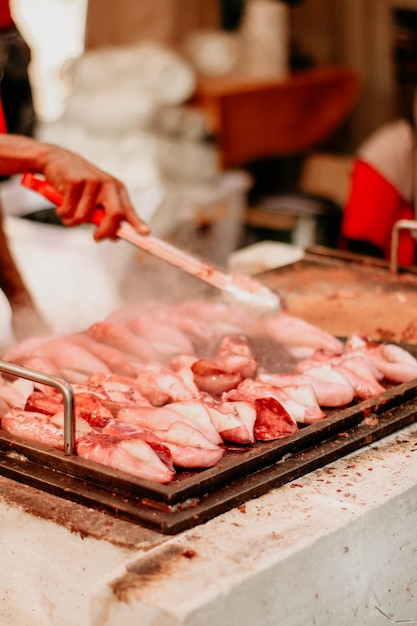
[261,247,417,343]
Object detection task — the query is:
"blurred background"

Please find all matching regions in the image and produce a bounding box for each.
[11,0,88,121]
[1,0,416,338]
[11,0,417,143]
[6,0,417,249]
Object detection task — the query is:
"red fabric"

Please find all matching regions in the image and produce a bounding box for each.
[0,0,11,134]
[0,0,13,30]
[341,159,416,265]
[0,97,6,133]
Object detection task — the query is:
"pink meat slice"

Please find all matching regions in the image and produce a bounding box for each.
[1,335,55,364]
[260,370,355,408]
[86,373,154,408]
[134,363,197,403]
[166,401,222,445]
[200,394,254,444]
[117,403,221,445]
[104,420,224,469]
[72,392,114,428]
[76,432,175,483]
[272,384,327,424]
[345,335,417,383]
[172,300,251,336]
[25,389,63,415]
[2,354,63,384]
[228,378,305,424]
[71,333,144,379]
[86,321,158,362]
[37,338,111,378]
[254,397,299,441]
[215,334,258,379]
[191,359,243,396]
[332,364,385,400]
[127,317,195,356]
[154,310,215,345]
[223,380,299,440]
[2,408,65,449]
[255,310,344,357]
[153,421,224,468]
[0,381,28,409]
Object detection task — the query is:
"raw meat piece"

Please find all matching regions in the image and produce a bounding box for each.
[215,334,258,379]
[2,408,65,449]
[172,300,251,336]
[273,384,327,424]
[1,335,54,364]
[71,333,144,379]
[332,363,385,400]
[228,378,308,424]
[118,402,222,445]
[257,371,355,408]
[104,420,224,469]
[86,321,158,362]
[255,311,344,357]
[77,432,175,483]
[191,359,243,396]
[72,392,114,428]
[345,334,417,383]
[254,398,298,441]
[134,362,197,403]
[200,393,254,444]
[167,400,223,444]
[127,317,195,357]
[0,380,28,409]
[25,390,63,415]
[86,373,154,408]
[38,338,111,380]
[294,363,357,405]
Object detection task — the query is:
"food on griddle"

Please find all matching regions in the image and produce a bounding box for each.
[256,310,345,358]
[77,431,176,484]
[225,378,326,425]
[103,419,225,469]
[345,333,417,383]
[1,299,417,483]
[257,371,355,408]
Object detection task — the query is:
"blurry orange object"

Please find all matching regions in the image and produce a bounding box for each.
[189,65,360,168]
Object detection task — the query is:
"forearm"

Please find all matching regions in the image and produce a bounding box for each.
[0,204,34,308]
[0,136,53,303]
[0,133,149,241]
[0,201,51,339]
[0,134,58,176]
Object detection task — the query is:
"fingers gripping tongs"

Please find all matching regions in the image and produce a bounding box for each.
[21,172,281,316]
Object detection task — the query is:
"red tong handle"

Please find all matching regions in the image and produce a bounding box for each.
[21,172,105,226]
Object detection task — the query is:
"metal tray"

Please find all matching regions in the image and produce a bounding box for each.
[0,377,416,534]
[1,247,417,534]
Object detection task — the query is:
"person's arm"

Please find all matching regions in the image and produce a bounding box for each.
[0,134,150,241]
[0,200,50,339]
[0,134,150,340]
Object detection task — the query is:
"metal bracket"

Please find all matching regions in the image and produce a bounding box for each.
[390,219,417,273]
[0,360,76,454]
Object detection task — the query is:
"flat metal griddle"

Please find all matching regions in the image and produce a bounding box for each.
[1,246,417,535]
[261,246,417,344]
[0,377,416,534]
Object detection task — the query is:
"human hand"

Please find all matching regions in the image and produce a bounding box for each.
[40,145,150,241]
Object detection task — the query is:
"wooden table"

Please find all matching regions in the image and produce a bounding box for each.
[189,65,361,168]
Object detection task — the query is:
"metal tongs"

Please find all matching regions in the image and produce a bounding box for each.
[21,172,281,316]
